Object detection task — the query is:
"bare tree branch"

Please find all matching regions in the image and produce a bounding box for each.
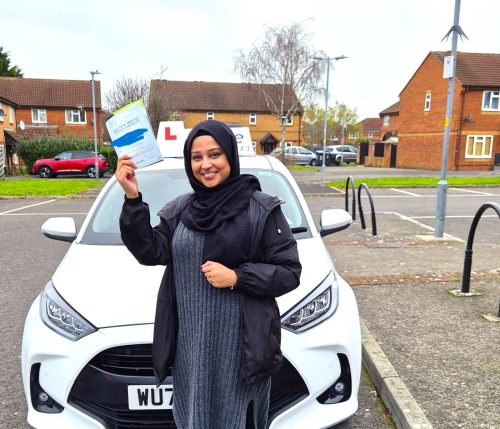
[234,22,324,152]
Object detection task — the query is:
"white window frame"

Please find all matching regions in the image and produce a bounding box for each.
[465,135,493,159]
[0,102,3,122]
[9,106,14,124]
[368,132,373,138]
[482,90,500,111]
[32,109,47,123]
[207,112,214,120]
[65,109,86,124]
[424,93,431,111]
[281,115,293,126]
[249,113,256,125]
[383,115,390,126]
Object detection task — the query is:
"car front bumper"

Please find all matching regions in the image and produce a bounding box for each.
[22,282,360,429]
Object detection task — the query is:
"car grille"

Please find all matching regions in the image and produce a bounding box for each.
[69,344,308,428]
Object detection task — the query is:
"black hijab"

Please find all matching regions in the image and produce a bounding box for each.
[181,120,261,267]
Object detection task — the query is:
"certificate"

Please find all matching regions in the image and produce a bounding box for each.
[106,100,162,169]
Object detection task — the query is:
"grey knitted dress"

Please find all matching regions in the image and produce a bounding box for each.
[171,222,271,429]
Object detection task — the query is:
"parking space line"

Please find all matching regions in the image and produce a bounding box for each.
[448,187,494,196]
[383,211,465,243]
[390,188,421,196]
[0,212,87,216]
[0,199,57,215]
[410,214,497,219]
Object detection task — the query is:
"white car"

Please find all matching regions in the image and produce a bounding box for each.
[270,146,316,165]
[22,154,361,429]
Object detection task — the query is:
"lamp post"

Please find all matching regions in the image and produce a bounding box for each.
[90,70,101,180]
[435,0,466,238]
[312,55,347,186]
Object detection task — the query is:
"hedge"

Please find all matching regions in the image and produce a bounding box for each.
[16,136,117,173]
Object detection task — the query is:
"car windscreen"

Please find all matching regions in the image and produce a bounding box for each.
[80,168,310,245]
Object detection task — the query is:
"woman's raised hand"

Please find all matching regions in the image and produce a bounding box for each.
[115,154,139,198]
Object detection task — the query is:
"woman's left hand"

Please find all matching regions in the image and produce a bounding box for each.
[201,261,237,289]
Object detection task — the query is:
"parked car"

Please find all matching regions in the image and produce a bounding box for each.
[312,145,358,166]
[31,151,109,178]
[270,145,316,165]
[21,153,361,429]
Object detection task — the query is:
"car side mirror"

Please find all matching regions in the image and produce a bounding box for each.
[319,209,352,237]
[41,217,77,242]
[54,157,60,161]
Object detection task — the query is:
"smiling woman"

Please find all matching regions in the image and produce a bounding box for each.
[0,179,102,196]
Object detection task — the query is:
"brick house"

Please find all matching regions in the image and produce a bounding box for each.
[362,102,399,167]
[0,77,103,143]
[149,80,303,154]
[0,95,18,175]
[397,51,500,171]
[355,117,380,143]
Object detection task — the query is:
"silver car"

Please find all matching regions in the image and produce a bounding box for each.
[270,146,316,165]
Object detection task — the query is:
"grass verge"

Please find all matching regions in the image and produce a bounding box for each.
[328,176,500,188]
[0,178,102,196]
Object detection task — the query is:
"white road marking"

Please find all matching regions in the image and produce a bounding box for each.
[383,211,465,243]
[0,212,87,216]
[448,187,494,196]
[390,188,421,196]
[0,199,57,214]
[409,214,497,219]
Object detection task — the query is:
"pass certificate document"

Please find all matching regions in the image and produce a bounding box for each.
[106,100,162,169]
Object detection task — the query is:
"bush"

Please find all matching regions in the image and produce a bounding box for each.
[100,145,118,173]
[17,136,98,172]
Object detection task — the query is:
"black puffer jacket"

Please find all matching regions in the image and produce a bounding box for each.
[120,190,301,385]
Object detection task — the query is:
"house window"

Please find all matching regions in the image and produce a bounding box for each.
[281,115,293,126]
[9,106,14,124]
[207,112,214,120]
[482,91,500,111]
[368,132,373,138]
[348,132,358,139]
[32,109,47,123]
[383,115,390,126]
[424,93,431,111]
[249,113,256,125]
[0,102,3,121]
[65,109,86,124]
[465,135,493,159]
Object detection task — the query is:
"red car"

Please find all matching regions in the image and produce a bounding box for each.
[31,151,109,178]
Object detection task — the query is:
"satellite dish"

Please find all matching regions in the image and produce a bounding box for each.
[20,120,25,130]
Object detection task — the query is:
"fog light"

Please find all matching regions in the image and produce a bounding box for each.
[30,364,64,414]
[317,354,352,405]
[38,392,49,403]
[334,382,345,394]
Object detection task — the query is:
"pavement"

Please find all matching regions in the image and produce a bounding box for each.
[296,176,500,429]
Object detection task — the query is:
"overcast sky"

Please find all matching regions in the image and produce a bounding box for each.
[3,0,499,120]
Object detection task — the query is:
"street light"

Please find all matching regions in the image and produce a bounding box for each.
[312,55,347,186]
[90,70,101,180]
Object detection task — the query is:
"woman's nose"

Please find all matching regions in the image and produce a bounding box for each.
[201,156,212,169]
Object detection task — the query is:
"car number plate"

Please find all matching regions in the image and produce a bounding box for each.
[127,384,173,410]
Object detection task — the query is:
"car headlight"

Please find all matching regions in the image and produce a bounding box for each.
[282,271,339,333]
[40,281,96,341]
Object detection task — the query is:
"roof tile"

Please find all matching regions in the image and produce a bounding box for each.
[0,77,101,109]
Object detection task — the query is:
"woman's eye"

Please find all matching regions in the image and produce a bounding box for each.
[210,152,221,158]
[191,155,201,161]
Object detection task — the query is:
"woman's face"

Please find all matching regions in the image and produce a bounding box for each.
[190,135,231,188]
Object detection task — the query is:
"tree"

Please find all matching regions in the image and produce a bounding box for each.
[234,22,324,154]
[104,77,150,114]
[303,102,360,147]
[0,47,23,77]
[329,102,360,144]
[105,67,175,134]
[302,103,324,148]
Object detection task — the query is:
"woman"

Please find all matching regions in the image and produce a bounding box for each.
[116,120,301,429]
